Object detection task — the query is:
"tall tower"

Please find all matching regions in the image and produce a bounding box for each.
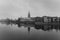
[28,11,31,33]
[28,11,30,18]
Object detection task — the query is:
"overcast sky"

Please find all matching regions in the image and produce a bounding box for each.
[0,0,60,19]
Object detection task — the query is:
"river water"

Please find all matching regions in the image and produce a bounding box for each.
[0,23,60,40]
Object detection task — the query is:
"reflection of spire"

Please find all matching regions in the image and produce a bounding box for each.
[28,11,30,18]
[28,27,30,34]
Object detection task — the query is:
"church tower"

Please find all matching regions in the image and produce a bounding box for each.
[28,11,30,18]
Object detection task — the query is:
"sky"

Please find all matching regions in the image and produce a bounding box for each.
[0,0,60,19]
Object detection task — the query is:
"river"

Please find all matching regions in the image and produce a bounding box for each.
[0,23,60,40]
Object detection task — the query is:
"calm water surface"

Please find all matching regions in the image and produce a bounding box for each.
[0,23,60,40]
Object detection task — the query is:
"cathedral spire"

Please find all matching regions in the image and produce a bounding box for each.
[28,11,30,18]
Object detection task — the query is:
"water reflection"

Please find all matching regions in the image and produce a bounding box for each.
[0,22,60,40]
[1,22,60,32]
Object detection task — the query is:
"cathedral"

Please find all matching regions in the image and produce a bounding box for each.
[20,11,34,21]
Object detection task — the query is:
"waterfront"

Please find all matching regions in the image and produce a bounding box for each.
[0,23,60,40]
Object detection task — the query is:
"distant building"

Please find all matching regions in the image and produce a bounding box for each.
[59,17,60,23]
[43,16,58,23]
[34,17,43,22]
[20,11,34,22]
[43,16,48,23]
[17,12,60,23]
[52,17,57,23]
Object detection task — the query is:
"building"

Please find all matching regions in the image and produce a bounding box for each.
[34,17,43,22]
[17,12,60,24]
[43,16,49,23]
[43,16,58,23]
[19,11,35,24]
[52,17,58,23]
